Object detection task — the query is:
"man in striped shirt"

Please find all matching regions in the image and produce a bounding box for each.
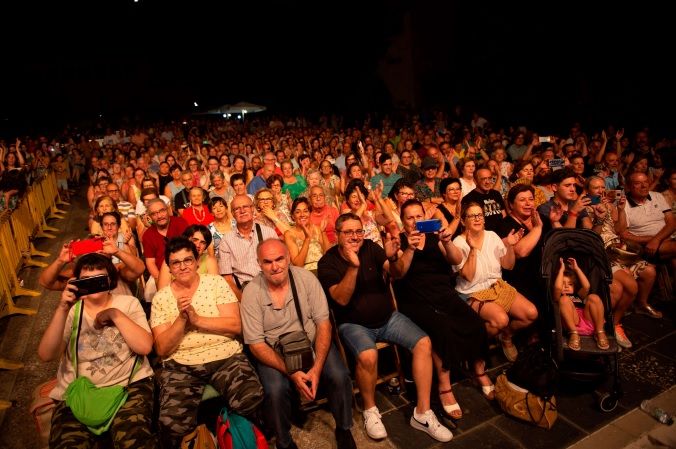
[218,194,278,301]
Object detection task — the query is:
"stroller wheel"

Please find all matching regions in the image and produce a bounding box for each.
[597,392,618,412]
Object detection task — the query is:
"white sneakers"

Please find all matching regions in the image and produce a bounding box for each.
[363,407,388,440]
[364,406,453,443]
[409,407,453,442]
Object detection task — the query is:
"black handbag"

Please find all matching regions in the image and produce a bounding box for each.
[273,270,314,374]
[506,344,559,400]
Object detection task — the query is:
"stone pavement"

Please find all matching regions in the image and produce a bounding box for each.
[0,191,674,448]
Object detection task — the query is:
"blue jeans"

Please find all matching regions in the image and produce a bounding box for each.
[256,344,352,447]
[338,311,428,356]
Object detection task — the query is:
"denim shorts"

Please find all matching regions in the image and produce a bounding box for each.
[338,311,428,356]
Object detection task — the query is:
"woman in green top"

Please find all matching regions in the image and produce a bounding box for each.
[280,159,307,200]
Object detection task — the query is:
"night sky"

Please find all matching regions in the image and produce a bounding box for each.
[1,1,673,135]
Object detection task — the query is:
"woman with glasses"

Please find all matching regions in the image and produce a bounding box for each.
[90,195,132,236]
[284,197,330,273]
[453,202,538,363]
[385,179,417,230]
[253,188,291,237]
[395,199,491,416]
[319,160,341,206]
[157,225,218,289]
[266,174,292,219]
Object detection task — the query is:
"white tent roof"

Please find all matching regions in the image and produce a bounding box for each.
[200,101,266,115]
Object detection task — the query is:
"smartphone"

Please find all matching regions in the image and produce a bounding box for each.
[538,136,551,143]
[588,194,601,205]
[548,158,565,171]
[68,274,110,298]
[605,190,618,202]
[416,219,442,233]
[69,237,104,258]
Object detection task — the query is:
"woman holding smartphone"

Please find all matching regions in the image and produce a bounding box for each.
[37,253,157,449]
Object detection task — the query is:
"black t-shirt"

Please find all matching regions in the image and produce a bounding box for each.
[496,216,544,302]
[318,239,393,328]
[462,189,506,232]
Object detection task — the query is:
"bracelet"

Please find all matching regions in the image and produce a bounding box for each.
[568,210,578,217]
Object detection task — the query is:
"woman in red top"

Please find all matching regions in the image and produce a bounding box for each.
[181,186,214,226]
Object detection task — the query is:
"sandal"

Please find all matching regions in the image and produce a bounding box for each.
[595,330,610,350]
[474,372,495,401]
[567,331,581,351]
[498,334,518,362]
[635,305,663,319]
[439,389,463,420]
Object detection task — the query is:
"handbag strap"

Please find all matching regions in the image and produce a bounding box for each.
[525,392,547,425]
[288,269,305,333]
[255,223,264,243]
[68,299,142,384]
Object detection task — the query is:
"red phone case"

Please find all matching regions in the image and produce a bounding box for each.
[69,238,104,257]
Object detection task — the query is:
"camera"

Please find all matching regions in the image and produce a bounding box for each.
[538,136,552,143]
[416,219,442,233]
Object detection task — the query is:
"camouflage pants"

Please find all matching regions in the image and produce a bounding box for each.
[157,352,264,448]
[49,377,157,449]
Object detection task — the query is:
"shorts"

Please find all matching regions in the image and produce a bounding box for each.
[57,178,68,190]
[575,308,595,336]
[460,279,517,313]
[338,311,428,356]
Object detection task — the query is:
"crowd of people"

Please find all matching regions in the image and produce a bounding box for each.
[2,112,673,448]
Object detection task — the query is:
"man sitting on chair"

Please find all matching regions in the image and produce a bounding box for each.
[317,213,453,443]
[241,239,356,449]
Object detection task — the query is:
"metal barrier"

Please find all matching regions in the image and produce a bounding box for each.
[0,171,67,393]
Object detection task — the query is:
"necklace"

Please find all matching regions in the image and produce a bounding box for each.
[192,206,206,223]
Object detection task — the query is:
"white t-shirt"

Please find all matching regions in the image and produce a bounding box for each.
[460,178,476,197]
[50,295,154,401]
[135,195,171,216]
[453,231,507,294]
[624,192,670,237]
[150,274,242,365]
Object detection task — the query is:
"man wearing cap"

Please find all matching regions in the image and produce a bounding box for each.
[370,154,401,198]
[414,157,443,203]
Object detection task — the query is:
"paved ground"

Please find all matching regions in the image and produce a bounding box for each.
[0,191,674,449]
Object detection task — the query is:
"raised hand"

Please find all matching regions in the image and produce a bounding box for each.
[406,230,424,250]
[502,228,523,246]
[383,232,401,258]
[530,210,542,229]
[549,204,564,224]
[60,280,79,311]
[566,257,579,271]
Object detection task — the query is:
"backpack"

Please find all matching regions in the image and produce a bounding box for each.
[29,378,58,449]
[216,407,268,449]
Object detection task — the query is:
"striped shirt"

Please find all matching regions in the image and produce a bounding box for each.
[217,223,278,282]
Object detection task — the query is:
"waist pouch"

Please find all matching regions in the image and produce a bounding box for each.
[274,331,314,374]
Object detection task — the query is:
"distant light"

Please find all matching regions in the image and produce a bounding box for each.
[222,114,227,118]
[242,109,248,114]
[134,0,139,2]
[237,115,242,119]
[99,114,103,118]
[182,121,187,125]
[193,102,198,107]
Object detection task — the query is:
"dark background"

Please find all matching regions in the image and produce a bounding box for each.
[1,1,672,136]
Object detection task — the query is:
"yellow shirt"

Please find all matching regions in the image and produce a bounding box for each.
[150,274,242,365]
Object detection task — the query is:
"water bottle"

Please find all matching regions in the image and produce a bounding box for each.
[640,400,674,425]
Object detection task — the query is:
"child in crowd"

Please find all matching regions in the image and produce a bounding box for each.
[553,257,609,350]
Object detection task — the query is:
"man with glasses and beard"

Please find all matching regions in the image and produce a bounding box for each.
[317,213,453,443]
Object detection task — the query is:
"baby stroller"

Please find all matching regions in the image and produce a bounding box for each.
[540,229,622,412]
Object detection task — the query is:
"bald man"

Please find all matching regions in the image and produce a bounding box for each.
[240,240,355,449]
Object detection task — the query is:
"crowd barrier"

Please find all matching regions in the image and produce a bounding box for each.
[0,170,68,410]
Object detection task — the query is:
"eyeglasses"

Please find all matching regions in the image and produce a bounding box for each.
[464,213,484,221]
[397,191,415,197]
[339,229,365,237]
[149,208,168,217]
[102,222,118,227]
[169,257,196,269]
[106,188,119,193]
[232,205,253,214]
[257,196,273,201]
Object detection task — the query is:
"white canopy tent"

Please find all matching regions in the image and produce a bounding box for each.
[198,101,266,116]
